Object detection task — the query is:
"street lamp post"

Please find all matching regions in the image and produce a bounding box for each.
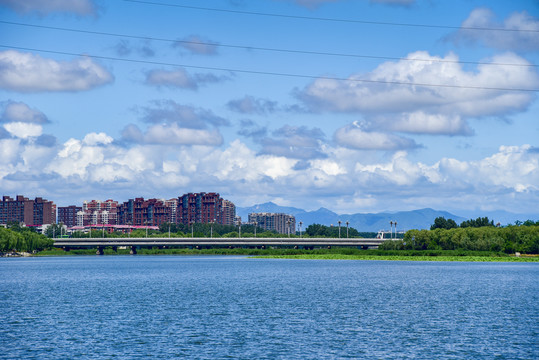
[299,221,303,238]
[287,219,291,238]
[390,221,394,240]
[238,223,241,238]
[395,221,398,239]
[346,221,349,238]
[338,220,342,238]
[145,221,148,238]
[254,221,257,238]
[168,223,171,238]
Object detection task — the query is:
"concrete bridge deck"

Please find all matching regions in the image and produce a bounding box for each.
[54,237,386,254]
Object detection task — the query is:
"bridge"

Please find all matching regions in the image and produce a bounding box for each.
[53,237,387,255]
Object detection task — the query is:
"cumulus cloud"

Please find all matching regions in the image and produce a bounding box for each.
[145,68,228,90]
[298,51,539,135]
[0,101,49,124]
[0,127,538,213]
[138,100,229,128]
[227,96,279,115]
[0,0,97,16]
[256,125,328,159]
[237,119,268,138]
[3,122,43,139]
[0,50,114,93]
[173,35,219,55]
[114,40,155,58]
[123,123,224,146]
[451,8,539,52]
[334,122,419,150]
[123,101,227,146]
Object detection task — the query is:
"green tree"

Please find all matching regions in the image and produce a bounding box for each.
[430,217,458,230]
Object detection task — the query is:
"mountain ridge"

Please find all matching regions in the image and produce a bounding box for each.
[236,202,537,231]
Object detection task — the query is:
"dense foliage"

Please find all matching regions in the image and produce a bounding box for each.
[305,224,377,238]
[380,225,539,254]
[0,226,54,253]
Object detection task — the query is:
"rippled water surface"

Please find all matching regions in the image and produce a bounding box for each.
[1,256,537,359]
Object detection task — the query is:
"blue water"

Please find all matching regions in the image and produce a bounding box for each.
[0,256,537,359]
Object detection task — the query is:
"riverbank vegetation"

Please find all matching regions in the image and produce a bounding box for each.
[379,224,539,254]
[0,225,53,253]
[34,247,538,261]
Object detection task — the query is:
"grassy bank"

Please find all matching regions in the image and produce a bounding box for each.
[32,247,539,261]
[258,254,538,262]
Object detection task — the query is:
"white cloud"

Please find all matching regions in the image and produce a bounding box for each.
[0,50,114,93]
[0,138,20,165]
[299,51,539,135]
[453,8,539,52]
[0,128,537,214]
[0,0,97,16]
[83,132,113,146]
[1,101,48,124]
[334,122,419,150]
[145,124,223,146]
[173,35,219,55]
[3,122,43,139]
[145,68,227,90]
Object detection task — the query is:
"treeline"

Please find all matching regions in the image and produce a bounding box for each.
[431,216,539,230]
[0,226,54,253]
[380,225,539,254]
[304,224,377,238]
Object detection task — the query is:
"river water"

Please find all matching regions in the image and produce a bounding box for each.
[1,256,537,359]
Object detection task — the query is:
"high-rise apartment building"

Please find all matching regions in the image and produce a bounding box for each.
[117,198,175,227]
[177,192,236,225]
[222,200,236,226]
[57,205,82,227]
[0,195,56,225]
[248,213,296,235]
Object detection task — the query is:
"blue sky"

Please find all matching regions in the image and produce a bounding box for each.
[0,0,538,215]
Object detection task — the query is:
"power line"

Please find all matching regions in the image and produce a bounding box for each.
[2,44,537,92]
[123,0,539,33]
[1,21,535,68]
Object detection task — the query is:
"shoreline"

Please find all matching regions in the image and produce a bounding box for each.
[3,248,538,262]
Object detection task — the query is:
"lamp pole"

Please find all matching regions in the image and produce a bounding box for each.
[299,221,303,238]
[346,221,349,238]
[390,221,394,240]
[254,221,257,238]
[287,219,291,238]
[338,220,342,238]
[395,221,398,239]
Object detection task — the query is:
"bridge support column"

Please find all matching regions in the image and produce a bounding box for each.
[96,247,104,255]
[130,246,137,255]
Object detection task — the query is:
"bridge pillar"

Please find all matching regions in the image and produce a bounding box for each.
[130,246,137,255]
[96,247,104,255]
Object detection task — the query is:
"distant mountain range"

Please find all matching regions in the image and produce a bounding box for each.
[236,202,538,232]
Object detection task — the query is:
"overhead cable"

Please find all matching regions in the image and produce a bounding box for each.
[1,21,535,68]
[123,0,539,33]
[1,44,537,92]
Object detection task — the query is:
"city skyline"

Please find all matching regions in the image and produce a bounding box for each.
[0,0,538,215]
